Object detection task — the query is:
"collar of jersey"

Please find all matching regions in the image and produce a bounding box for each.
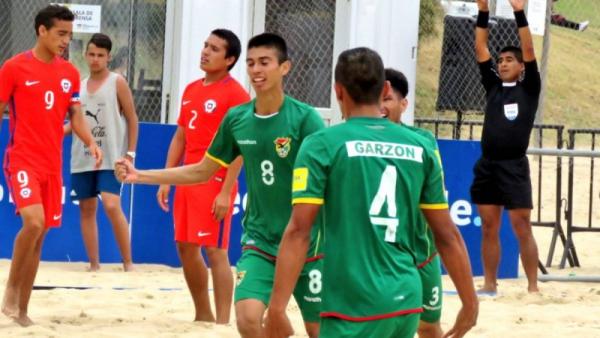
[254,111,279,119]
[347,116,389,123]
[502,82,517,87]
[202,75,231,88]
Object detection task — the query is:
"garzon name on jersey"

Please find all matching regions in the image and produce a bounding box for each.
[346,140,423,162]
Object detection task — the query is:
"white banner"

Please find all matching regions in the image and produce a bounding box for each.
[527,0,548,36]
[62,4,102,33]
[495,0,515,19]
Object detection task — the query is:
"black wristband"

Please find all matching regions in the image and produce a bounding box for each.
[477,10,489,28]
[514,10,528,28]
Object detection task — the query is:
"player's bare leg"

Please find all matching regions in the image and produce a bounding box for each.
[418,321,443,338]
[79,198,100,271]
[100,192,134,271]
[205,247,233,324]
[303,321,319,338]
[177,242,215,322]
[508,208,539,293]
[235,299,266,338]
[15,226,48,327]
[478,204,503,293]
[1,204,46,326]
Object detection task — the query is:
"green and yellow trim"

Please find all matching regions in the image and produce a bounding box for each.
[205,152,230,168]
[292,197,324,205]
[419,203,449,210]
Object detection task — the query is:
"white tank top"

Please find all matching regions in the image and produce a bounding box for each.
[71,72,127,172]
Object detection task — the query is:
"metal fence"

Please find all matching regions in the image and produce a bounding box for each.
[0,0,166,122]
[264,0,335,109]
[417,0,600,131]
[562,129,600,267]
[415,118,573,269]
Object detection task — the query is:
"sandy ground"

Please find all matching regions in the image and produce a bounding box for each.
[1,158,600,337]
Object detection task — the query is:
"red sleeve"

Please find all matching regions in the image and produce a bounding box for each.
[0,61,16,103]
[177,109,186,127]
[177,86,190,128]
[69,65,81,106]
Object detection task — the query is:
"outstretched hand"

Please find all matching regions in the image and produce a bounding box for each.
[509,0,526,11]
[114,158,138,183]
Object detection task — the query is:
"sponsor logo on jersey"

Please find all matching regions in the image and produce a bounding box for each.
[204,99,217,113]
[25,80,40,86]
[303,296,322,303]
[85,109,100,125]
[236,270,246,286]
[274,137,291,158]
[238,139,257,145]
[346,140,423,163]
[61,79,72,93]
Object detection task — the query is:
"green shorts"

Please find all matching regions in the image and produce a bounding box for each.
[419,255,443,323]
[234,249,322,323]
[320,313,419,338]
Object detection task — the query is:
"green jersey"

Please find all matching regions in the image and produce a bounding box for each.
[207,95,325,257]
[292,117,448,320]
[403,125,442,265]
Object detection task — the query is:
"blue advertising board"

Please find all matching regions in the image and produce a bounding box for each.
[0,120,518,278]
[437,139,519,278]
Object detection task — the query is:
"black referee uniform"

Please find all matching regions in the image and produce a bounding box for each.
[470,58,541,209]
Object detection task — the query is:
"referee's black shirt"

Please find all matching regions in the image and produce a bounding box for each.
[479,59,541,160]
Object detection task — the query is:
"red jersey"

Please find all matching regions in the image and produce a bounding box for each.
[177,75,249,173]
[0,50,81,174]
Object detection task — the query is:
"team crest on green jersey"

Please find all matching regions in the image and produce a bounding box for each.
[274,137,292,158]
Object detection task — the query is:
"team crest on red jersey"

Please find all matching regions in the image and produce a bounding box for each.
[204,99,217,113]
[274,137,291,158]
[61,79,71,93]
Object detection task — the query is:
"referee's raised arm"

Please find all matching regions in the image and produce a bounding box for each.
[475,0,492,62]
[509,0,536,62]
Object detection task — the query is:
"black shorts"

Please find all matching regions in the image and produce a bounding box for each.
[470,156,533,209]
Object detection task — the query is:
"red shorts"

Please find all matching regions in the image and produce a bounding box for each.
[173,175,237,248]
[5,167,63,228]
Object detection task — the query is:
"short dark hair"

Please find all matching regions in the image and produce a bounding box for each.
[385,68,409,98]
[335,47,385,105]
[499,46,523,63]
[211,29,242,71]
[87,33,112,53]
[247,33,288,64]
[34,5,75,36]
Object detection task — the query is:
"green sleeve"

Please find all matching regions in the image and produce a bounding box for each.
[206,112,240,167]
[419,146,448,210]
[300,108,326,139]
[292,134,329,205]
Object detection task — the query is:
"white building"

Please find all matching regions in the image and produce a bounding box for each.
[163,0,421,125]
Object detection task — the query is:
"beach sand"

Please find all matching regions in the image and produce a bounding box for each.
[1,239,599,338]
[1,158,600,337]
